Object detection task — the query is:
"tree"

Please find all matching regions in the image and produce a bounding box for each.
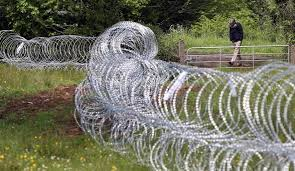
[0,8,8,30]
[65,0,125,36]
[0,0,131,38]
[1,0,79,38]
[246,0,295,43]
[120,0,150,18]
[275,0,295,43]
[140,0,209,31]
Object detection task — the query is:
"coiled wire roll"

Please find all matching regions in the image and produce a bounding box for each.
[75,21,295,170]
[0,30,95,69]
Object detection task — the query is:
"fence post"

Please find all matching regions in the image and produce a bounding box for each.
[178,40,186,64]
[290,44,295,64]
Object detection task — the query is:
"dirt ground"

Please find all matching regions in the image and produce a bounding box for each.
[0,85,82,136]
[0,84,200,137]
[0,85,76,116]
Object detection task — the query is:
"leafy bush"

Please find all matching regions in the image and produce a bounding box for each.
[156,9,286,61]
[191,9,285,43]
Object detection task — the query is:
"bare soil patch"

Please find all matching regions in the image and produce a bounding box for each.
[0,85,83,136]
[0,85,76,116]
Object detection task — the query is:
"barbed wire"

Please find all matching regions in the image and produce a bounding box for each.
[75,21,295,170]
[0,21,294,170]
[0,30,95,69]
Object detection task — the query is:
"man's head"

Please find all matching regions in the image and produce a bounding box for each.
[228,18,236,27]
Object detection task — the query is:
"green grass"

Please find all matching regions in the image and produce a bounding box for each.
[0,106,148,170]
[0,64,148,171]
[162,33,286,53]
[0,61,293,170]
[158,30,287,62]
[0,64,85,108]
[0,64,85,97]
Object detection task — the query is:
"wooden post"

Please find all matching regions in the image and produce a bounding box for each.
[178,40,185,64]
[290,44,295,64]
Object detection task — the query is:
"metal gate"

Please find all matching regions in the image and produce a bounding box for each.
[185,45,290,69]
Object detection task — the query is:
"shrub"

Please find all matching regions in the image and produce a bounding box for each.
[156,10,286,61]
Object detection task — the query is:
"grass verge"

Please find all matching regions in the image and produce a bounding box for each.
[0,64,148,171]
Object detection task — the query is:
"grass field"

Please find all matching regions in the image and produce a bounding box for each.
[0,64,148,171]
[159,31,287,62]
[0,61,292,170]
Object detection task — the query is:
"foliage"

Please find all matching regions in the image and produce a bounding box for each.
[140,0,209,30]
[156,5,286,61]
[0,0,292,60]
[202,0,249,18]
[0,6,8,29]
[2,0,58,38]
[2,0,209,37]
[246,0,295,43]
[64,0,125,36]
[0,0,133,38]
[120,0,150,17]
[190,13,285,43]
[276,0,295,43]
[157,29,286,61]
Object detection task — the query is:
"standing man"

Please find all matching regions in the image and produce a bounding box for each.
[228,18,243,66]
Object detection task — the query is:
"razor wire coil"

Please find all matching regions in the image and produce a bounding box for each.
[0,21,294,170]
[75,21,295,170]
[0,30,95,69]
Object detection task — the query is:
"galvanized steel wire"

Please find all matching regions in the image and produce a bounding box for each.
[0,30,95,69]
[0,21,294,170]
[75,21,295,170]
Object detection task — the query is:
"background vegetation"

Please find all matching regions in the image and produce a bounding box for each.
[0,0,294,61]
[0,1,294,170]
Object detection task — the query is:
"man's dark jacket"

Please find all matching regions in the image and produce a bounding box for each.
[229,22,243,42]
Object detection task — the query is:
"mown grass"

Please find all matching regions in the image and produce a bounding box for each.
[0,64,148,171]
